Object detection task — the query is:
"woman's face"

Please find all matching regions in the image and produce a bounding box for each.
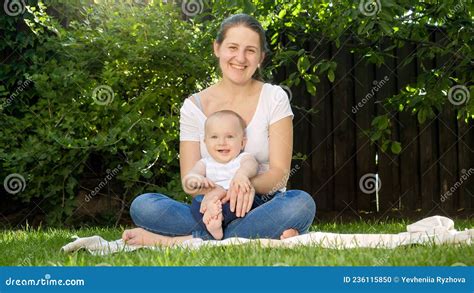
[214,25,265,85]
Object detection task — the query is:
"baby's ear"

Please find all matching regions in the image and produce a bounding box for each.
[241,136,247,149]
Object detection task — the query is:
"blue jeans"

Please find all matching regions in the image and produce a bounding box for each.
[130,190,316,240]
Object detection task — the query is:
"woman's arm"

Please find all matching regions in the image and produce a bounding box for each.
[180,141,202,177]
[235,154,259,179]
[250,116,293,194]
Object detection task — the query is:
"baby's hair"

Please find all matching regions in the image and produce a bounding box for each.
[205,110,247,135]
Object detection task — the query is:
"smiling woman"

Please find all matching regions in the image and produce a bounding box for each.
[122,14,316,246]
[214,14,268,83]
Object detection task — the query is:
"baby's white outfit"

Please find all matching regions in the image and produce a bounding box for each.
[200,152,250,190]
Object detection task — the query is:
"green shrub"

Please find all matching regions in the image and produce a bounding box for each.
[0,1,214,225]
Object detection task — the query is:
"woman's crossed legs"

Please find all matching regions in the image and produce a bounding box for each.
[122,190,316,246]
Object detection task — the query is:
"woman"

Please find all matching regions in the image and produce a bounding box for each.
[122,13,316,246]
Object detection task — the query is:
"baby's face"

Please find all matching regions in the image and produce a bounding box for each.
[204,115,246,164]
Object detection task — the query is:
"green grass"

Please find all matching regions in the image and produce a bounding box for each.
[1,220,472,266]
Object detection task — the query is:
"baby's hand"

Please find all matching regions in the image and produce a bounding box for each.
[230,172,252,194]
[182,174,215,193]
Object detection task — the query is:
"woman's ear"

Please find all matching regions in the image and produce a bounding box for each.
[259,52,266,64]
[213,41,220,58]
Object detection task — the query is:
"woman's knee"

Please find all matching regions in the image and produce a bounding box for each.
[284,189,316,219]
[130,193,168,225]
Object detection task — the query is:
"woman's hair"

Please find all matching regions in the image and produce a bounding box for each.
[215,13,268,80]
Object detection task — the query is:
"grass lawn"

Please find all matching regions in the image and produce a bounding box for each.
[1,219,472,266]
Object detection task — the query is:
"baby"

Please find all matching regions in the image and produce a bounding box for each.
[183,110,258,240]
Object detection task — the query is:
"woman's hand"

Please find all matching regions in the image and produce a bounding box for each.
[222,182,255,217]
[230,172,253,194]
[199,185,227,214]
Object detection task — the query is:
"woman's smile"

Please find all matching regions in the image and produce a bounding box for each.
[230,63,247,71]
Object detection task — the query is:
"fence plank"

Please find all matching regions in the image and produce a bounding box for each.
[435,30,459,212]
[458,120,474,210]
[353,55,376,212]
[332,40,356,211]
[396,43,420,211]
[288,70,309,194]
[376,42,401,213]
[310,41,334,211]
[414,40,440,212]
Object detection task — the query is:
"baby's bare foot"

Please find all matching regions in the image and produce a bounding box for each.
[203,200,223,240]
[202,198,222,222]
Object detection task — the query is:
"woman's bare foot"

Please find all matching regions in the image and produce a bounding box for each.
[122,228,191,246]
[280,228,299,240]
[202,199,223,240]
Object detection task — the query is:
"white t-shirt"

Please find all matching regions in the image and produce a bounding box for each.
[201,152,251,190]
[180,83,293,177]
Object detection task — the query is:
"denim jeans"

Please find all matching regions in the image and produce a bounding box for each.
[130,190,316,240]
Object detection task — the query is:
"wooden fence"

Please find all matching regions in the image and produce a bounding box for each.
[280,32,473,216]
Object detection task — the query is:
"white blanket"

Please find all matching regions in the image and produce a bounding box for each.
[61,216,473,256]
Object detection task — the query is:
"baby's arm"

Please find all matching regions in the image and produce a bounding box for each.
[231,154,258,193]
[182,160,215,195]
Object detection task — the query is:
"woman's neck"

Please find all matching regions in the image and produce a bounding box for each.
[217,78,259,101]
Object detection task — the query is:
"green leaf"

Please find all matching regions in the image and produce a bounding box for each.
[379,21,391,35]
[417,108,427,124]
[327,70,335,83]
[319,61,331,73]
[305,80,317,96]
[390,141,402,154]
[371,131,382,141]
[297,55,310,74]
[278,9,287,19]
